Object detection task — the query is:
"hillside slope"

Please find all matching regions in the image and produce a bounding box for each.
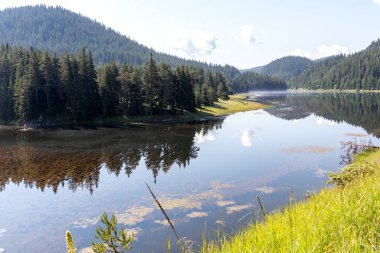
[259,56,314,81]
[290,40,380,90]
[0,5,239,79]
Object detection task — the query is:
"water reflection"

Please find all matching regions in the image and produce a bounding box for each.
[0,121,223,193]
[251,92,380,136]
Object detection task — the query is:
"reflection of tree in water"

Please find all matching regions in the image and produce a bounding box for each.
[262,93,380,136]
[0,147,102,193]
[0,121,222,192]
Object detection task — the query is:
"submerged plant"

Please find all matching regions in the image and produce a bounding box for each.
[92,212,134,253]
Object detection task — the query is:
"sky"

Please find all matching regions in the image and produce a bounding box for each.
[1,0,380,69]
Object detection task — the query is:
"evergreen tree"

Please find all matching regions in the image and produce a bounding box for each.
[99,62,121,116]
[142,54,160,115]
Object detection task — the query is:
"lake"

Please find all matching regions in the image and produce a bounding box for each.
[1,91,380,253]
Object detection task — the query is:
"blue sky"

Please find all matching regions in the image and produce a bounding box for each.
[1,0,380,68]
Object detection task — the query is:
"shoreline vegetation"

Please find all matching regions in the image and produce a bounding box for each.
[0,44,285,130]
[0,93,268,129]
[202,148,380,253]
[118,93,268,124]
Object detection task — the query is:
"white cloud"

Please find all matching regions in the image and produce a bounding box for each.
[241,130,254,147]
[164,22,217,57]
[316,117,336,126]
[288,48,312,58]
[194,131,216,144]
[287,44,348,60]
[374,0,380,5]
[240,25,257,45]
[317,44,348,58]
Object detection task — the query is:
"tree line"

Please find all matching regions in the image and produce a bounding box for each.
[0,5,241,80]
[290,40,380,90]
[231,71,287,92]
[259,56,315,81]
[0,44,231,124]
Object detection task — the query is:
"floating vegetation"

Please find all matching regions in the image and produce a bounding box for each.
[154,219,171,226]
[116,207,155,226]
[72,217,100,229]
[216,200,236,207]
[186,212,208,218]
[255,186,277,194]
[281,145,335,154]
[203,150,380,253]
[345,132,368,137]
[226,204,253,214]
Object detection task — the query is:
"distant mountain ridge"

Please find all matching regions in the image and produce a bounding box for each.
[251,56,315,81]
[240,66,263,73]
[0,5,240,79]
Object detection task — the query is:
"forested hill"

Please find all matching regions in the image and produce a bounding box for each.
[290,40,380,90]
[232,72,287,92]
[289,55,346,89]
[0,5,239,80]
[259,56,314,81]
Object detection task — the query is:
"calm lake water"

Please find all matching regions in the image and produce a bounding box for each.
[1,91,380,252]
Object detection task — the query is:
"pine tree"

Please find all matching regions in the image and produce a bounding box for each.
[142,53,160,115]
[99,62,121,116]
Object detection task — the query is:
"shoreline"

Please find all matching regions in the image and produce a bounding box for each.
[0,93,267,130]
[203,148,380,252]
[290,88,380,93]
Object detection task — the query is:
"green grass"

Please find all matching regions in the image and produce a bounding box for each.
[109,94,267,124]
[202,149,380,253]
[196,94,267,117]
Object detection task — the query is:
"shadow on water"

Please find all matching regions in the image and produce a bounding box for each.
[0,120,223,193]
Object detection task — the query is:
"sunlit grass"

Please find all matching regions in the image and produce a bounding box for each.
[196,94,268,117]
[202,149,380,253]
[120,93,267,123]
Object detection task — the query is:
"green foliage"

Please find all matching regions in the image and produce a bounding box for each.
[0,44,241,124]
[92,212,134,253]
[329,162,376,187]
[260,56,314,81]
[0,5,240,79]
[290,40,380,90]
[65,230,77,253]
[232,71,287,92]
[204,150,380,253]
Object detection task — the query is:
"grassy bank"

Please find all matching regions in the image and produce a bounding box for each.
[120,93,267,124]
[203,149,380,253]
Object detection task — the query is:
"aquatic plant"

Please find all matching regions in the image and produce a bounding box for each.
[66,212,134,253]
[202,149,380,252]
[92,212,134,253]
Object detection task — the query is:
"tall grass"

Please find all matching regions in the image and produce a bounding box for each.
[203,150,380,253]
